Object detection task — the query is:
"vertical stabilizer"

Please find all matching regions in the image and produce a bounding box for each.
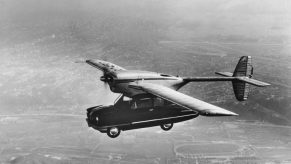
[232,56,253,101]
[233,56,253,77]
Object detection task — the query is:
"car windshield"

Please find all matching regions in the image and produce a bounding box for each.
[114,95,132,108]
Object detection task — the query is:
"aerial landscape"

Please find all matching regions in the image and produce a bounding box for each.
[0,0,291,163]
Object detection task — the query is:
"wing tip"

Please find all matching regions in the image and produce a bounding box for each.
[230,112,239,116]
[221,110,239,116]
[201,110,239,116]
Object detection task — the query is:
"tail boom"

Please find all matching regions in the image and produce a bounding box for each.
[183,76,270,87]
[183,76,235,82]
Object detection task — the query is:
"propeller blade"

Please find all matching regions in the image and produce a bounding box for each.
[104,81,108,89]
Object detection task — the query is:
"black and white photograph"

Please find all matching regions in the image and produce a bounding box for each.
[0,0,290,163]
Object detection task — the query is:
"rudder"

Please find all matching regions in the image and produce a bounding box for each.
[232,56,253,101]
[233,56,253,77]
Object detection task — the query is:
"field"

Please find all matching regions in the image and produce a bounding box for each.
[1,115,291,163]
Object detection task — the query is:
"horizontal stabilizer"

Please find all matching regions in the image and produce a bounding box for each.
[215,72,233,77]
[237,77,271,87]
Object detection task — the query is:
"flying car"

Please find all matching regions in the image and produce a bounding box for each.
[81,56,270,138]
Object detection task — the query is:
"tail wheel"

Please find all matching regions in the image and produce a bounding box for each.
[107,127,121,138]
[160,123,173,131]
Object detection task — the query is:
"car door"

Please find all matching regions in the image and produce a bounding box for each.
[129,97,154,122]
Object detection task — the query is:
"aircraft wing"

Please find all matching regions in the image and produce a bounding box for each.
[85,59,125,74]
[129,83,238,116]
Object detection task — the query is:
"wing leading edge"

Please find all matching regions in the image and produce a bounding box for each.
[129,83,238,116]
[85,59,126,74]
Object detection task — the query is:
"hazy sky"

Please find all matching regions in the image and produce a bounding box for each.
[1,0,290,38]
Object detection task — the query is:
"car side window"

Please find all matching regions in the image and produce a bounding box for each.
[131,98,153,110]
[131,101,138,110]
[138,98,152,109]
[123,96,132,102]
[153,97,164,107]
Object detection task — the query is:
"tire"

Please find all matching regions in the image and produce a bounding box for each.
[107,127,121,138]
[160,123,173,131]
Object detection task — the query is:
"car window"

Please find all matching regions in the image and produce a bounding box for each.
[131,98,152,110]
[131,101,137,110]
[153,97,164,107]
[138,98,152,109]
[123,96,132,102]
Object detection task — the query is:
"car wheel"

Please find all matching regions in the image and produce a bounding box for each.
[107,127,121,138]
[160,123,173,131]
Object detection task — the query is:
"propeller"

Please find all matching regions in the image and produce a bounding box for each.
[103,80,108,89]
[99,72,117,105]
[100,73,113,90]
